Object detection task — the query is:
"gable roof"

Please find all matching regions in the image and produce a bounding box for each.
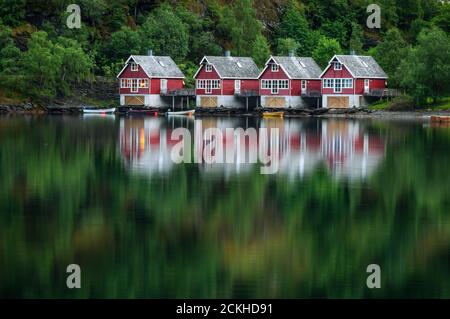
[194,56,260,79]
[117,55,185,78]
[321,55,388,78]
[261,56,322,79]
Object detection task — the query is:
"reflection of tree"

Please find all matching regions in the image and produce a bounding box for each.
[0,117,448,298]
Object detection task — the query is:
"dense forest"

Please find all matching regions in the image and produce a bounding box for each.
[0,0,449,105]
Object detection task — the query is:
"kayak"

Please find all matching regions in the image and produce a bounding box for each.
[83,107,116,114]
[263,111,284,118]
[167,109,195,116]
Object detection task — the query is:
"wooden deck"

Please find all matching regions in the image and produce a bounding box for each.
[364,88,401,97]
[160,88,196,97]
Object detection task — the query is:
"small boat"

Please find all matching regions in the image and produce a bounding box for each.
[430,115,450,123]
[83,106,116,114]
[263,111,284,118]
[166,109,195,116]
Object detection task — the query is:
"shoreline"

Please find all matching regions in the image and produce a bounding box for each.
[1,104,449,121]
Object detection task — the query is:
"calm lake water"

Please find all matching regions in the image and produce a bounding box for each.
[0,114,449,298]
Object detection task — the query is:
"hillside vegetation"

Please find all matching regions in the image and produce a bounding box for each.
[0,0,449,106]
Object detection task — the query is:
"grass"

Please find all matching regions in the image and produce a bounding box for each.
[369,96,450,112]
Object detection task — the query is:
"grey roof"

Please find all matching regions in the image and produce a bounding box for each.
[203,56,260,78]
[130,55,185,78]
[271,56,322,79]
[334,55,387,78]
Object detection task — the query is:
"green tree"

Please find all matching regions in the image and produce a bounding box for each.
[54,37,93,95]
[275,38,299,56]
[190,32,222,62]
[398,28,450,104]
[374,28,409,87]
[229,0,262,56]
[252,34,271,67]
[140,5,189,62]
[20,31,60,99]
[312,36,342,68]
[106,27,142,63]
[0,0,26,26]
[275,1,314,56]
[349,22,363,54]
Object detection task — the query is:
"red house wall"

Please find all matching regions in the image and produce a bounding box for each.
[241,79,259,91]
[260,63,290,80]
[354,79,386,94]
[119,64,148,79]
[222,80,235,95]
[291,80,301,96]
[321,64,353,79]
[119,64,151,94]
[307,80,322,93]
[150,79,184,94]
[195,64,222,95]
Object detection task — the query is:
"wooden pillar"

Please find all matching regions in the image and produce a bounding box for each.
[246,97,248,112]
[172,96,175,110]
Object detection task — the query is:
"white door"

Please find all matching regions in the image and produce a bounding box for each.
[206,80,212,94]
[334,79,342,93]
[301,80,307,93]
[161,79,168,94]
[364,79,370,93]
[271,80,279,94]
[235,80,241,94]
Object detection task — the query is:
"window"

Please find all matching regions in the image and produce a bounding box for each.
[301,80,307,90]
[131,79,138,92]
[342,79,353,88]
[139,79,149,88]
[323,79,334,88]
[120,79,128,88]
[271,64,279,72]
[205,64,213,72]
[261,80,288,93]
[197,79,220,92]
[236,62,242,68]
[334,62,342,70]
[130,62,138,71]
[299,61,306,68]
[334,79,342,93]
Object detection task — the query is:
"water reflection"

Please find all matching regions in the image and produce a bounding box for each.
[119,116,385,180]
[0,115,449,299]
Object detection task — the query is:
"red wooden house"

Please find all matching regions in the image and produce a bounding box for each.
[320,55,388,108]
[259,55,322,108]
[193,52,260,108]
[117,51,185,107]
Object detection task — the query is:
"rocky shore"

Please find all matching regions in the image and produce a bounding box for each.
[1,103,449,120]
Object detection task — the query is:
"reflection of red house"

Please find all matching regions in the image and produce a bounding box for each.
[320,55,388,109]
[259,55,322,108]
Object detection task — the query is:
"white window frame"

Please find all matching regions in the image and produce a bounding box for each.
[235,80,241,93]
[120,78,127,88]
[342,79,353,89]
[364,79,370,93]
[139,79,149,89]
[301,80,307,91]
[130,62,138,72]
[205,64,213,72]
[334,79,342,93]
[323,78,334,89]
[271,80,279,94]
[271,64,279,72]
[334,62,342,70]
[131,79,138,92]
